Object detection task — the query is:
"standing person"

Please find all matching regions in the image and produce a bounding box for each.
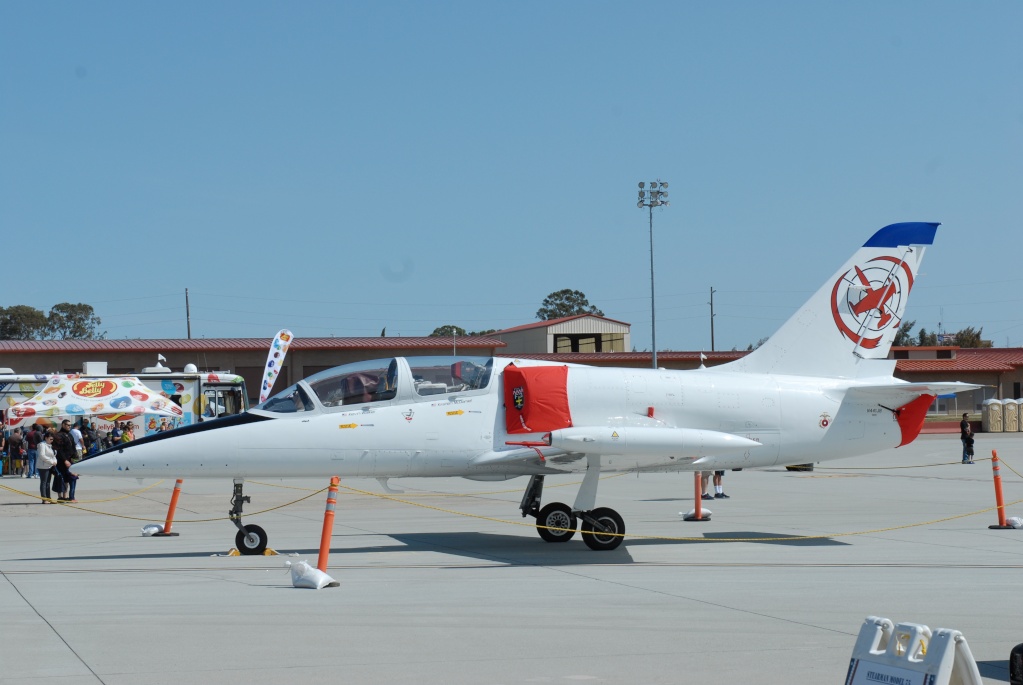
[88,422,100,453]
[8,429,25,478]
[80,422,94,455]
[121,423,136,443]
[70,422,85,461]
[712,470,730,499]
[960,413,974,464]
[0,430,6,475]
[24,424,41,479]
[36,432,57,502]
[109,422,122,445]
[53,421,76,498]
[55,452,79,503]
[699,471,714,501]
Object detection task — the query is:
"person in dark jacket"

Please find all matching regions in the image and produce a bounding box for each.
[53,421,77,499]
[960,413,974,464]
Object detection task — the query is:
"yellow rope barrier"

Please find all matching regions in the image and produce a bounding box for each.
[815,457,993,471]
[0,455,1017,541]
[331,481,1023,542]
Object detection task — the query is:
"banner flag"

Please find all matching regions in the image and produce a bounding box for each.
[259,329,294,403]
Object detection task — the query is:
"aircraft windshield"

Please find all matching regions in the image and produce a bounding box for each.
[409,356,492,396]
[305,359,399,407]
[259,384,315,413]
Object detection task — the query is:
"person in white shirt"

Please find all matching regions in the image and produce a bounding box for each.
[70,422,85,459]
[36,432,58,502]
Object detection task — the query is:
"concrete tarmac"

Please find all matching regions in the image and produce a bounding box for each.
[2,433,1021,684]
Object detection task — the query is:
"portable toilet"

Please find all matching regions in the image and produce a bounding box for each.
[983,398,1004,433]
[1004,399,1019,432]
[1018,400,1023,431]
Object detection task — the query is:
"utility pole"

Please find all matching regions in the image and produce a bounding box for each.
[709,287,716,352]
[185,288,192,339]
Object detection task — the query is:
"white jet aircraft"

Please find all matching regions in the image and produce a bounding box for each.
[76,222,977,553]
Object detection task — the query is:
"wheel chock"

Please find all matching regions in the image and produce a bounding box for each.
[262,548,279,556]
[226,548,241,556]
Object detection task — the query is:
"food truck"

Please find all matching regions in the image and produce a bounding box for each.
[0,362,248,438]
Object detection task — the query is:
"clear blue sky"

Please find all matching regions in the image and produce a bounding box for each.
[2,2,1021,351]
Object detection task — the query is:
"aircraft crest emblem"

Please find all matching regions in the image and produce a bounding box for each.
[830,256,914,349]
[512,386,525,410]
[819,412,831,429]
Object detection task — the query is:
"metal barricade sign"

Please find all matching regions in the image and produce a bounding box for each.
[846,616,983,685]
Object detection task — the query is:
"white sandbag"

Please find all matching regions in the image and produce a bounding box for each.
[679,508,711,521]
[1007,517,1023,529]
[286,560,337,589]
[141,524,165,536]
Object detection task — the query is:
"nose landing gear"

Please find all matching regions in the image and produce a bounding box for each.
[229,479,269,555]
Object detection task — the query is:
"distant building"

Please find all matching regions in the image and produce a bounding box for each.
[491,315,630,355]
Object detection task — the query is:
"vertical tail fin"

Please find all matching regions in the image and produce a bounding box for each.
[724,222,938,378]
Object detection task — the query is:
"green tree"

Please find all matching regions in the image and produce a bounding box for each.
[536,289,604,320]
[0,305,49,339]
[429,324,467,337]
[893,320,916,346]
[467,328,497,336]
[952,326,986,348]
[917,327,938,346]
[46,302,106,340]
[745,337,768,352]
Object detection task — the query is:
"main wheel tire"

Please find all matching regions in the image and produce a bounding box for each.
[536,502,576,543]
[235,524,268,555]
[580,507,625,551]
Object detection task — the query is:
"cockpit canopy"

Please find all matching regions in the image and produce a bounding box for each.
[256,356,494,414]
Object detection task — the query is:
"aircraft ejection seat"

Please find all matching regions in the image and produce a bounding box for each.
[343,376,372,404]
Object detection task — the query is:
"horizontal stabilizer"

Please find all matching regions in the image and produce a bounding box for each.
[843,382,981,447]
[844,381,982,405]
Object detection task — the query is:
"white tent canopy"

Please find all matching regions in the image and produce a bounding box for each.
[5,376,184,429]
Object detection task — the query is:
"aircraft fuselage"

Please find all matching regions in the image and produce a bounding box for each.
[85,358,908,480]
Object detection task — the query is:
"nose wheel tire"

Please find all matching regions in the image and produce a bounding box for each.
[580,507,625,551]
[536,502,576,543]
[235,524,268,555]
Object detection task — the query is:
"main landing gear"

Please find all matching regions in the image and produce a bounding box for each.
[519,468,626,551]
[230,479,268,555]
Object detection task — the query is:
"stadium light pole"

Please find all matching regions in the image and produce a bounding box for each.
[637,180,669,369]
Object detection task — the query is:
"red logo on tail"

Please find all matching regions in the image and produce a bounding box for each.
[831,256,914,349]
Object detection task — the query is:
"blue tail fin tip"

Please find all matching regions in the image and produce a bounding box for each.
[862,222,939,248]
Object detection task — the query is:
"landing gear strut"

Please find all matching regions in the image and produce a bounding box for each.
[229,479,268,555]
[519,474,624,550]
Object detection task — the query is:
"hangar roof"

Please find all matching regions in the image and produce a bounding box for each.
[494,314,631,335]
[894,348,1023,373]
[0,337,506,354]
